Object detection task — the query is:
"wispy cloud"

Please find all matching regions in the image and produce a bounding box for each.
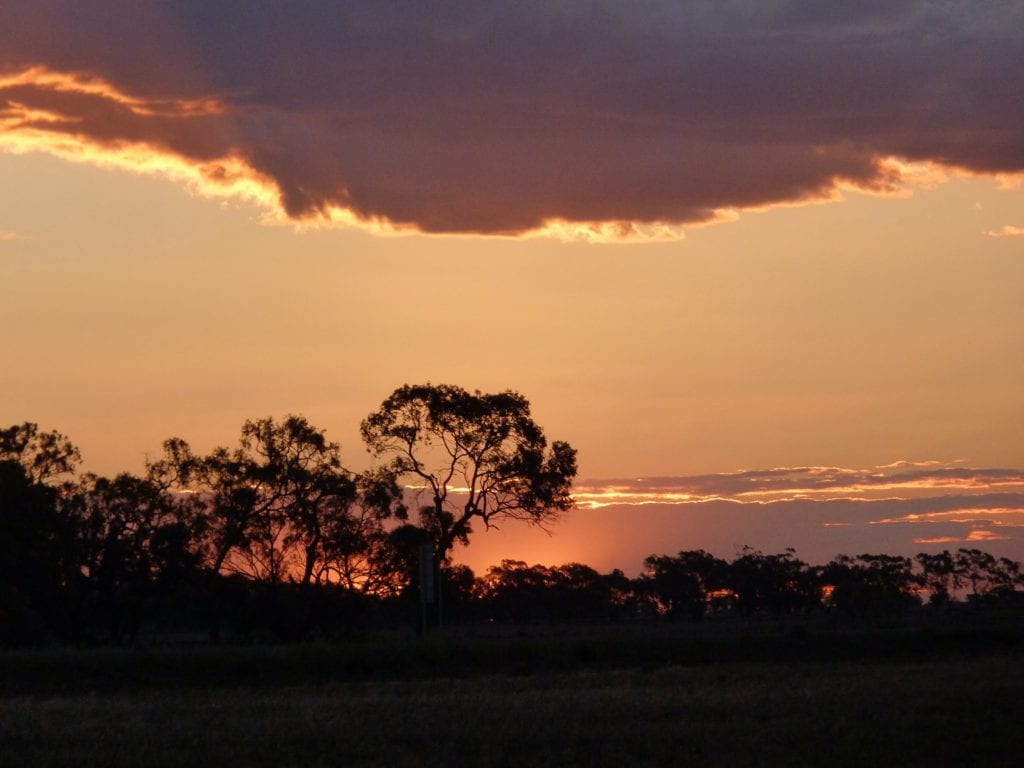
[871,507,1024,527]
[984,225,1024,237]
[914,530,1013,545]
[0,228,25,241]
[575,464,1024,508]
[560,466,1024,567]
[1,1,1023,239]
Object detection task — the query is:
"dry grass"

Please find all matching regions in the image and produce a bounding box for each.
[2,655,1022,767]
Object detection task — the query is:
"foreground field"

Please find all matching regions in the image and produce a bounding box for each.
[2,649,1022,767]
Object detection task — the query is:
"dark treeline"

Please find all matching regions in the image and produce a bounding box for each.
[3,408,1023,647]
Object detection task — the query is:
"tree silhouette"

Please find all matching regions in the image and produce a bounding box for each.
[821,553,920,617]
[62,472,194,642]
[725,547,820,616]
[150,416,404,585]
[640,550,730,618]
[952,548,1023,600]
[0,459,78,644]
[361,384,577,564]
[0,422,80,483]
[475,560,626,623]
[916,550,956,604]
[314,467,408,594]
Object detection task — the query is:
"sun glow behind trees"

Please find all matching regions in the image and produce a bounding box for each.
[3,2,1024,593]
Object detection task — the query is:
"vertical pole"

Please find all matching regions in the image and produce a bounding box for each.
[436,555,444,629]
[418,543,435,634]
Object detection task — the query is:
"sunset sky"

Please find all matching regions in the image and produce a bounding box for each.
[2,1,1023,574]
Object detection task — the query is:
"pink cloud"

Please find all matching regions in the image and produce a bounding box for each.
[914,530,1013,545]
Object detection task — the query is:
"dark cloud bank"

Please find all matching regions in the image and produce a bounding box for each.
[2,1,1022,235]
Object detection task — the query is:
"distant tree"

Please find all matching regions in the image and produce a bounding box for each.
[314,468,408,594]
[954,548,998,598]
[988,557,1024,596]
[62,472,194,642]
[361,384,577,564]
[640,550,729,619]
[368,523,437,598]
[821,553,920,617]
[476,560,552,623]
[149,416,404,586]
[549,562,631,621]
[0,459,78,644]
[953,548,1022,600]
[148,435,266,579]
[0,422,80,483]
[726,547,820,616]
[235,416,360,585]
[441,563,479,620]
[915,550,956,605]
[474,560,628,623]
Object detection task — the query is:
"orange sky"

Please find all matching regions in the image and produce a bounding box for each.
[3,2,1023,572]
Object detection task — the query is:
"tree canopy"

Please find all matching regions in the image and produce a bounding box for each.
[361,383,577,562]
[0,422,80,483]
[3,403,1024,646]
[148,415,405,586]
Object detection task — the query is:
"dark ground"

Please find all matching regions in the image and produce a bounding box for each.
[2,618,1022,767]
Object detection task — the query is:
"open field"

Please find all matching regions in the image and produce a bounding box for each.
[2,654,1022,767]
[1,621,1022,767]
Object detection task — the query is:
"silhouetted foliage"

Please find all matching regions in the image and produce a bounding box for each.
[361,384,577,564]
[0,422,81,483]
[0,460,77,644]
[726,547,822,616]
[916,550,957,605]
[2,415,1024,646]
[953,548,1023,602]
[639,550,729,618]
[475,560,630,623]
[821,554,920,617]
[61,475,197,643]
[148,416,405,586]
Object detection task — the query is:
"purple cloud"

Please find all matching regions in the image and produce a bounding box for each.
[2,1,1023,237]
[576,465,1024,503]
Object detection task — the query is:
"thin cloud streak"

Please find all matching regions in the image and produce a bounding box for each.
[2,1,1023,239]
[914,530,1012,544]
[985,225,1024,237]
[871,508,1024,527]
[575,464,1024,507]
[464,492,1024,575]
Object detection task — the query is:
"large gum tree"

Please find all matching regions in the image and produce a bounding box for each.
[360,384,577,566]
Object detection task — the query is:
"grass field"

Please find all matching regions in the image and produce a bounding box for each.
[2,623,1022,767]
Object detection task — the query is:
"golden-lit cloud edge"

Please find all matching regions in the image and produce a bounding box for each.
[871,508,1024,527]
[567,464,1024,555]
[3,65,1023,244]
[913,530,1012,545]
[985,225,1024,238]
[574,463,1024,509]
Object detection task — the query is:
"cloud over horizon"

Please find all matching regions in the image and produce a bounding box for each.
[2,1,1023,239]
[576,463,1024,505]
